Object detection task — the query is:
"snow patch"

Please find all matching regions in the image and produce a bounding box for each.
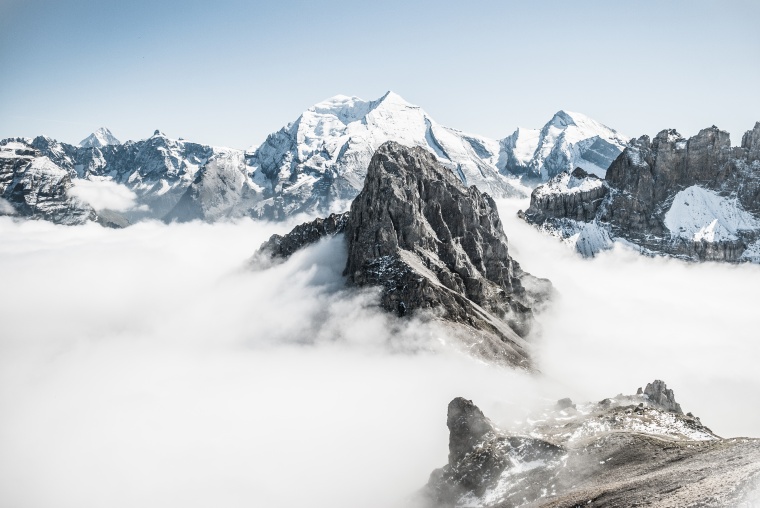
[664,186,760,242]
[534,171,603,198]
[573,222,614,257]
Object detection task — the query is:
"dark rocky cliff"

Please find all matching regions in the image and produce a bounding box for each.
[258,142,552,368]
[522,123,760,262]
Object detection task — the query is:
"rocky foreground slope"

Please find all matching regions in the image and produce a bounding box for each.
[421,380,760,507]
[257,141,552,368]
[522,123,760,262]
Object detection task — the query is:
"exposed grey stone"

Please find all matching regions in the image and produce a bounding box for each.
[523,122,760,262]
[644,379,683,414]
[425,397,564,505]
[255,142,553,367]
[418,383,760,508]
[447,397,496,465]
[258,212,349,260]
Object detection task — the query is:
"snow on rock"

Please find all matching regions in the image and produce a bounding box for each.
[664,185,760,242]
[79,127,121,148]
[741,239,760,262]
[573,222,614,257]
[247,91,523,218]
[533,168,604,198]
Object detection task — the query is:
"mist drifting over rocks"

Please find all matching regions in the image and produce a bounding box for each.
[0,196,759,507]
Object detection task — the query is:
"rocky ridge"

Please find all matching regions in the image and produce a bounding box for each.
[522,122,760,262]
[422,380,760,507]
[258,141,552,367]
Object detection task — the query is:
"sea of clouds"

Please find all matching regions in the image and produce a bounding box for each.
[1,198,758,507]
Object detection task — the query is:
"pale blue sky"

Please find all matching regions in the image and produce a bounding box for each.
[1,0,758,149]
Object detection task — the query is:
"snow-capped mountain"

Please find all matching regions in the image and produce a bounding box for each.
[240,91,524,219]
[79,127,120,148]
[0,140,121,226]
[522,122,760,262]
[499,110,628,181]
[2,93,631,226]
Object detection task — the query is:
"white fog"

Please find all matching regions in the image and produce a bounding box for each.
[0,198,758,507]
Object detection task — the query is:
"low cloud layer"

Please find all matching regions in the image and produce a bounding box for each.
[1,200,759,507]
[497,198,760,438]
[67,179,144,211]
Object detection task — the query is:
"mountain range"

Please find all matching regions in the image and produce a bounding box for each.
[0,92,625,225]
[522,123,760,262]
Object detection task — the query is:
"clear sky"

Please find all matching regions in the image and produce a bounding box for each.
[1,0,758,149]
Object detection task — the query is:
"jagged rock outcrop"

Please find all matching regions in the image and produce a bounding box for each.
[255,142,552,367]
[419,382,760,507]
[522,167,608,224]
[426,397,564,505]
[258,212,349,259]
[643,379,683,414]
[523,122,760,262]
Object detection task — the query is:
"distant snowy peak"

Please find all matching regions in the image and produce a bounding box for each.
[500,110,628,181]
[79,127,120,148]
[246,91,522,219]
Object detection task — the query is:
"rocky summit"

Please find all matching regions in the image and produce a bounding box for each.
[258,141,552,368]
[522,122,760,262]
[420,381,760,507]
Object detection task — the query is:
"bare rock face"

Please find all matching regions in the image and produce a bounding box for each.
[344,143,550,345]
[523,122,760,262]
[256,142,552,367]
[420,382,760,507]
[643,379,683,414]
[522,167,608,224]
[447,398,497,465]
[426,397,564,505]
[258,212,349,259]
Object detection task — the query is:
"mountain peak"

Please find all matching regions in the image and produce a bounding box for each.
[376,90,411,106]
[79,127,120,148]
[549,110,582,128]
